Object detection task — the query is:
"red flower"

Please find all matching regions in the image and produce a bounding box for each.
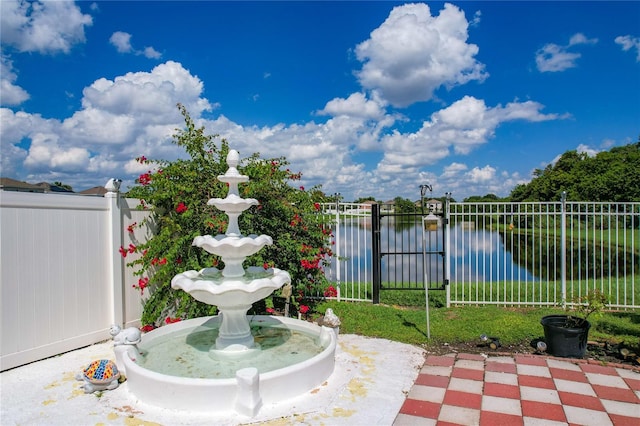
[299,305,310,314]
[128,243,136,253]
[136,156,147,164]
[266,308,275,314]
[137,277,149,292]
[299,186,305,191]
[119,246,128,258]
[127,222,137,233]
[314,203,320,211]
[324,286,338,298]
[175,202,188,214]
[301,258,320,270]
[165,317,181,324]
[140,324,155,332]
[139,172,152,186]
[263,262,269,270]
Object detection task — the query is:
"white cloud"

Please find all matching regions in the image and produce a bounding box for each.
[0,0,92,54]
[435,162,525,200]
[536,33,597,72]
[0,53,29,106]
[317,92,387,120]
[549,143,599,166]
[470,10,481,27]
[441,162,467,178]
[354,3,487,107]
[109,31,133,53]
[24,132,90,170]
[376,96,562,176]
[467,165,495,182]
[0,61,212,190]
[615,35,640,61]
[110,31,162,59]
[569,33,598,46]
[536,44,581,72]
[576,143,598,157]
[142,46,162,59]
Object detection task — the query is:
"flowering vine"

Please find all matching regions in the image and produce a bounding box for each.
[125,103,333,328]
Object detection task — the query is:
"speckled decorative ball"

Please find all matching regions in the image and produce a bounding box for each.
[81,359,120,385]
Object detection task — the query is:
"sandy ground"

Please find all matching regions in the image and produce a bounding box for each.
[1,334,426,426]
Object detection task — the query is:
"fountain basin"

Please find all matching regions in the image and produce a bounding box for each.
[116,315,336,415]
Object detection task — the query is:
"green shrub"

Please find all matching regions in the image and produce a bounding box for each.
[126,104,332,326]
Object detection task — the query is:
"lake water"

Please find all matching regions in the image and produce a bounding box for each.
[325,218,538,286]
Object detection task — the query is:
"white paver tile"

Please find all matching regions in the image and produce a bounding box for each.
[485,371,518,386]
[519,385,561,404]
[420,365,452,376]
[563,406,613,426]
[586,372,628,389]
[523,417,568,426]
[454,359,485,371]
[600,398,640,417]
[393,413,437,425]
[407,385,446,404]
[482,395,522,416]
[517,364,551,378]
[616,368,640,380]
[546,358,582,371]
[448,377,484,394]
[438,404,480,425]
[554,378,597,396]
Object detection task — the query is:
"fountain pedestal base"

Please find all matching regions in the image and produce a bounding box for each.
[216,305,255,350]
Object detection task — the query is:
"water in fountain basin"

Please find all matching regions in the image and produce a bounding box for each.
[136,319,324,379]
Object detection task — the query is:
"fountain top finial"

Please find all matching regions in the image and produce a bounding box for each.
[227,150,240,168]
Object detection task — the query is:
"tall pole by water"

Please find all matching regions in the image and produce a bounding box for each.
[420,184,433,339]
[561,191,567,307]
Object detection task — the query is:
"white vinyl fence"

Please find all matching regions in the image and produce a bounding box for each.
[0,191,150,371]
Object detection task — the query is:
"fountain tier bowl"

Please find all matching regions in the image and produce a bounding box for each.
[171,266,290,307]
[117,315,337,414]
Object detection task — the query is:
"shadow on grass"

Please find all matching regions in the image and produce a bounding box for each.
[396,312,429,339]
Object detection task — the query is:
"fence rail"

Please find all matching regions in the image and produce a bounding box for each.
[1,195,637,370]
[322,201,639,309]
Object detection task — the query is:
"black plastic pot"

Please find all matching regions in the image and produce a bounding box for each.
[540,315,591,358]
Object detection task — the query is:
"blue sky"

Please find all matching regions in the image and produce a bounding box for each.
[1,1,638,201]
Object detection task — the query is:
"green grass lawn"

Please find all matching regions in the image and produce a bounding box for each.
[315,290,640,354]
[448,277,640,308]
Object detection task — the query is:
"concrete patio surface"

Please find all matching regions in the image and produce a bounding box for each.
[1,334,426,426]
[4,334,639,425]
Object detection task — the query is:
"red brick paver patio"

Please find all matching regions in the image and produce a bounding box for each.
[394,353,640,425]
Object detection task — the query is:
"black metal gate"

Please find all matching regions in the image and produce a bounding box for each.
[371,202,447,303]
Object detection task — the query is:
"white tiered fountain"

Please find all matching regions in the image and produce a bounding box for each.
[114,149,337,417]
